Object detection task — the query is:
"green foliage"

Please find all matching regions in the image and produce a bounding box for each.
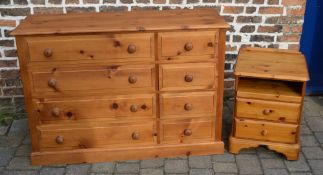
[0,110,13,126]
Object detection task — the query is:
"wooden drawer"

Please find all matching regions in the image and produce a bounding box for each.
[37,121,156,151]
[26,33,154,63]
[160,91,216,118]
[158,31,217,61]
[159,63,217,91]
[160,118,214,144]
[30,64,155,94]
[34,94,156,123]
[234,119,298,144]
[236,98,301,123]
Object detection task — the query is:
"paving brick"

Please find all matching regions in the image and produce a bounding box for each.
[8,119,28,136]
[213,162,237,173]
[165,159,189,174]
[40,167,65,175]
[140,168,163,175]
[289,173,313,175]
[212,152,235,162]
[140,158,164,168]
[314,132,323,143]
[264,169,288,175]
[285,154,310,172]
[0,135,24,147]
[116,162,140,174]
[66,164,90,175]
[1,170,39,175]
[301,125,313,135]
[189,155,212,168]
[15,144,31,156]
[91,162,115,173]
[189,168,214,175]
[0,148,15,166]
[236,154,262,174]
[0,125,9,135]
[301,135,320,147]
[260,158,285,169]
[7,157,41,170]
[308,160,323,175]
[302,147,323,159]
[306,117,323,132]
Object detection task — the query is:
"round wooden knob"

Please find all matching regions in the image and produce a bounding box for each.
[263,109,272,115]
[48,78,57,88]
[184,42,193,51]
[261,129,268,136]
[184,74,193,82]
[128,75,137,84]
[111,103,119,110]
[132,132,140,140]
[55,135,64,144]
[130,105,138,112]
[184,103,192,111]
[184,129,192,136]
[127,44,136,54]
[43,48,53,57]
[51,107,60,117]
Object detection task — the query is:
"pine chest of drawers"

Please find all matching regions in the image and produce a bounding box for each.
[11,9,229,165]
[229,48,309,160]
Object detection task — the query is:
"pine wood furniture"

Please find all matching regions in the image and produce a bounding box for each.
[229,47,309,160]
[11,9,229,165]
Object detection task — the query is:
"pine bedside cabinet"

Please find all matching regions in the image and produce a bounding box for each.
[11,9,230,165]
[229,47,309,160]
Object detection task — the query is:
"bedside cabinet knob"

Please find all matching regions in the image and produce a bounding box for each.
[184,103,192,111]
[44,48,53,57]
[128,75,137,84]
[184,74,193,82]
[261,129,268,136]
[55,135,64,144]
[132,132,140,140]
[48,78,57,88]
[111,103,119,110]
[127,44,136,54]
[130,105,138,112]
[184,42,193,51]
[184,129,192,136]
[263,109,272,115]
[51,107,60,117]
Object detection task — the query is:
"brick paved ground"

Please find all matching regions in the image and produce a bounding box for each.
[0,96,322,175]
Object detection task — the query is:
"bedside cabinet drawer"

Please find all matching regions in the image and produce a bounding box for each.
[160,91,216,118]
[234,119,298,144]
[236,98,301,123]
[26,33,154,62]
[159,31,217,61]
[34,94,156,122]
[38,121,156,151]
[31,64,155,94]
[159,63,217,91]
[160,119,214,144]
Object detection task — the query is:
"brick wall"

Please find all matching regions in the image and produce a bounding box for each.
[0,0,306,117]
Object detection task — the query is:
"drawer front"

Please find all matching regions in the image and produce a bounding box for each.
[26,33,154,62]
[35,94,155,122]
[160,119,214,144]
[31,64,155,94]
[38,121,156,151]
[160,91,216,118]
[159,31,217,61]
[236,98,301,123]
[159,63,217,91]
[234,119,298,144]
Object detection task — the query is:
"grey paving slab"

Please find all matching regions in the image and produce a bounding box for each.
[91,162,115,173]
[140,158,164,168]
[0,135,24,147]
[15,144,31,156]
[115,162,140,174]
[65,164,90,175]
[236,154,263,174]
[0,147,15,166]
[301,125,313,135]
[40,167,65,175]
[0,125,9,135]
[22,135,31,145]
[7,157,41,170]
[302,147,323,159]
[264,169,288,175]
[140,168,163,175]
[212,151,235,162]
[301,135,320,147]
[306,117,323,132]
[1,170,39,175]
[314,132,323,143]
[188,155,212,168]
[189,168,214,175]
[213,162,238,173]
[284,154,310,172]
[165,159,189,174]
[289,173,313,175]
[257,147,281,159]
[8,119,28,136]
[260,158,285,169]
[308,160,323,175]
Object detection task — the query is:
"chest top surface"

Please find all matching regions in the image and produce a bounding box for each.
[11,9,229,36]
[234,47,310,82]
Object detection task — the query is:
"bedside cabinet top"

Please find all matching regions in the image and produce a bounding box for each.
[234,47,310,82]
[11,8,229,36]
